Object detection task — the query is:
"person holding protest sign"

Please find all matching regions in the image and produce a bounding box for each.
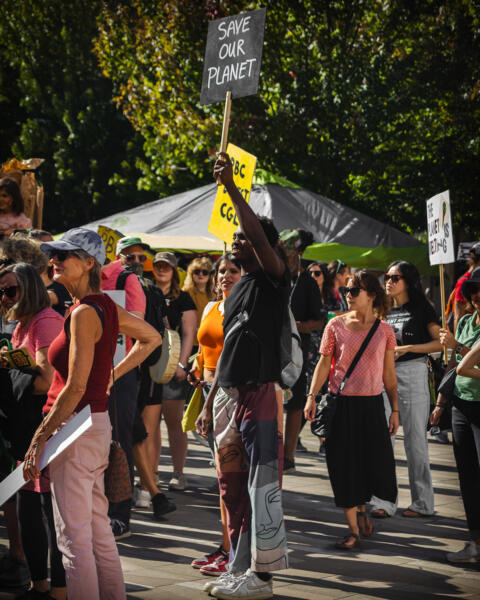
[452,242,480,333]
[304,270,399,549]
[0,177,32,238]
[188,253,241,577]
[433,268,480,562]
[370,261,441,518]
[196,153,288,600]
[23,228,161,600]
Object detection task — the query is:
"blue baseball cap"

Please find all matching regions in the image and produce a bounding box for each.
[40,227,106,265]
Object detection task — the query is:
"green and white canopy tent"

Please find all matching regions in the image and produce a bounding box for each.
[83,171,430,272]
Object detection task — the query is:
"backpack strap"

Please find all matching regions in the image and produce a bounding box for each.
[115,269,134,291]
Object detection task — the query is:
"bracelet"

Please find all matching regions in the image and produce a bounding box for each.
[391,409,399,413]
[306,392,315,398]
[435,404,446,409]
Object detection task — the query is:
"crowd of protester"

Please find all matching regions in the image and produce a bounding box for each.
[0,168,479,599]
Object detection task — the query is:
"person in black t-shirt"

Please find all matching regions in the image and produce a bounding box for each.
[370,261,442,519]
[279,229,323,472]
[196,154,289,599]
[152,251,196,492]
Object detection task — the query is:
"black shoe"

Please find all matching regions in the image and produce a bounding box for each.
[0,555,30,588]
[110,518,131,540]
[283,458,296,474]
[296,438,308,453]
[152,493,176,519]
[318,442,326,457]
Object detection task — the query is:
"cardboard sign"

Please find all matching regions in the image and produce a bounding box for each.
[426,190,455,265]
[103,290,126,366]
[208,143,257,244]
[98,225,124,262]
[0,406,92,507]
[200,8,266,105]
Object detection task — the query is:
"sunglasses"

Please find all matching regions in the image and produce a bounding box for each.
[310,270,323,278]
[345,286,364,297]
[125,253,147,263]
[193,269,210,276]
[51,250,80,262]
[0,285,19,299]
[384,274,403,283]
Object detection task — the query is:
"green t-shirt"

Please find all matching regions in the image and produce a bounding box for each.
[454,313,480,402]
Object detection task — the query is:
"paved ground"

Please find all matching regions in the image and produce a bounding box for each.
[1,423,479,599]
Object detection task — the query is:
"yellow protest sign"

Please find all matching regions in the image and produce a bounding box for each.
[208,143,257,244]
[97,226,124,262]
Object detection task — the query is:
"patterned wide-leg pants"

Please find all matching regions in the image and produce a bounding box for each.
[213,382,288,573]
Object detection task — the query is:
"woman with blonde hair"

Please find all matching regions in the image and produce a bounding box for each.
[182,256,215,339]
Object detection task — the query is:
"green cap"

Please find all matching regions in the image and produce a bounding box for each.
[116,236,149,255]
[279,229,302,251]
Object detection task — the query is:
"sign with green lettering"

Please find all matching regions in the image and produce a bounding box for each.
[200,8,266,105]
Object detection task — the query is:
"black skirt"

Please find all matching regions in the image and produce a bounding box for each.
[326,394,397,509]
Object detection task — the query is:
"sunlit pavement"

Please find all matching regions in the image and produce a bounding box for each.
[1,423,479,599]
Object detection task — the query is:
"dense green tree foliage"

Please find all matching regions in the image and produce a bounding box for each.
[95,0,480,239]
[0,0,153,232]
[1,1,478,239]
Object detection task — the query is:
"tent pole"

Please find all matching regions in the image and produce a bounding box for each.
[439,263,448,363]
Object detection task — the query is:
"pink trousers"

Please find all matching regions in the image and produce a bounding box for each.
[49,411,126,600]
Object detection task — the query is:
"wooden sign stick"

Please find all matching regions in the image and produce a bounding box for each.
[219,91,232,154]
[439,263,448,363]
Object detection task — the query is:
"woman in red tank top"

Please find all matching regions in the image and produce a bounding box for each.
[23,228,161,600]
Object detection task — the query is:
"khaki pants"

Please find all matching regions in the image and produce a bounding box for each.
[50,411,126,600]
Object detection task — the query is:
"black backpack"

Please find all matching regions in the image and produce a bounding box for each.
[116,269,166,366]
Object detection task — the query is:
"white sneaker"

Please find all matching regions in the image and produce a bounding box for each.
[447,541,480,563]
[211,569,273,599]
[133,486,151,508]
[169,471,187,491]
[203,570,240,593]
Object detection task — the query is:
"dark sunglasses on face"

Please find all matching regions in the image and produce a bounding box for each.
[384,274,403,283]
[51,250,80,262]
[345,286,364,297]
[0,285,19,299]
[310,270,322,278]
[193,269,210,276]
[125,253,147,263]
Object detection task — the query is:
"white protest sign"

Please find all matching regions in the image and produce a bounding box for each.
[426,190,455,265]
[104,290,126,366]
[200,8,266,105]
[0,405,92,507]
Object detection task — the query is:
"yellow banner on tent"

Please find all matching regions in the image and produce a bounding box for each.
[208,143,257,244]
[98,225,124,262]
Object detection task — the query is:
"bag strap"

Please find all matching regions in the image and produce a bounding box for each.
[338,318,381,394]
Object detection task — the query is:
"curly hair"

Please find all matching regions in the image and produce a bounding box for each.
[182,256,215,299]
[0,235,48,276]
[350,269,389,319]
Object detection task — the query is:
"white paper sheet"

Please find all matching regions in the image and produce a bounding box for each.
[0,405,92,507]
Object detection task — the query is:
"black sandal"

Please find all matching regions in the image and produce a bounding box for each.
[335,532,361,549]
[357,511,374,537]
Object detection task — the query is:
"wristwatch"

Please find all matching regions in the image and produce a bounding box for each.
[455,343,465,355]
